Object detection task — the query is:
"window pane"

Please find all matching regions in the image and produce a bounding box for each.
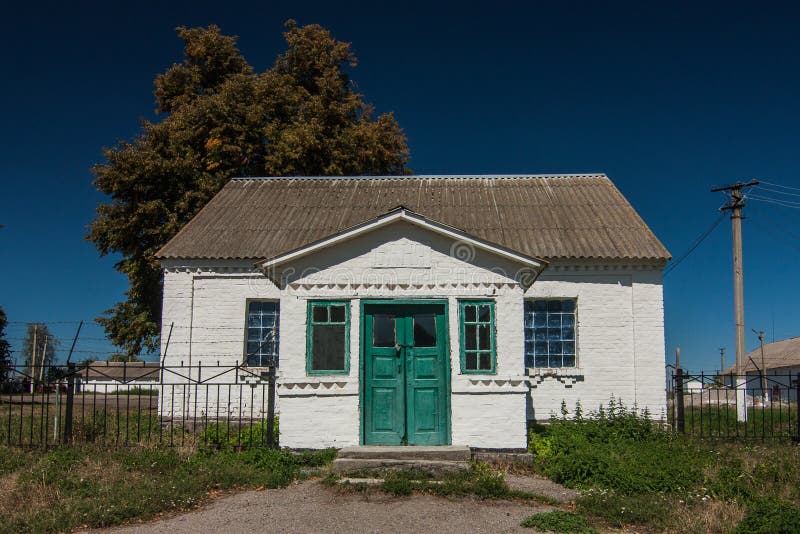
[534,313,547,327]
[373,315,395,347]
[562,354,576,367]
[562,314,575,328]
[477,324,490,350]
[562,300,575,313]
[535,341,548,355]
[525,339,535,355]
[466,353,478,370]
[479,352,492,370]
[312,305,328,323]
[465,324,477,350]
[312,324,345,370]
[413,314,436,347]
[547,328,561,341]
[524,312,534,328]
[547,314,561,328]
[534,355,549,367]
[563,341,575,355]
[330,305,346,323]
[246,301,280,367]
[533,300,547,312]
[550,341,563,355]
[464,305,477,322]
[478,305,491,322]
[547,300,562,313]
[562,327,574,340]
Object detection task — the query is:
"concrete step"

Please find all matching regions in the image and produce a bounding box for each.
[331,458,469,475]
[337,445,471,462]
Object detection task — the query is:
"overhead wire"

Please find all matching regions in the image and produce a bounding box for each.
[663,212,727,277]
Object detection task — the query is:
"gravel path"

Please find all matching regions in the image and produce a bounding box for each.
[505,474,578,503]
[97,479,557,534]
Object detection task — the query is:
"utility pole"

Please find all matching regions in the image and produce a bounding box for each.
[39,335,48,385]
[753,330,768,405]
[718,347,725,384]
[30,324,38,394]
[711,179,759,421]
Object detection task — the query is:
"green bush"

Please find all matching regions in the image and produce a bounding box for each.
[198,419,279,449]
[528,400,710,495]
[520,510,596,533]
[735,499,800,534]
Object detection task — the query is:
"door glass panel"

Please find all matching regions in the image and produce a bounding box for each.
[479,352,492,370]
[464,305,477,322]
[373,314,396,347]
[413,314,436,347]
[478,304,491,322]
[466,353,478,369]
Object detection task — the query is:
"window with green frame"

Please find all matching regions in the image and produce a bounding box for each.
[306,301,350,375]
[459,301,496,373]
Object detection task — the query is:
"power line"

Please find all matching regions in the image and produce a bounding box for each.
[759,179,800,192]
[663,213,726,277]
[748,195,800,209]
[755,185,800,198]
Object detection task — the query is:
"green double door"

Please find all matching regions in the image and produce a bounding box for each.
[363,303,450,445]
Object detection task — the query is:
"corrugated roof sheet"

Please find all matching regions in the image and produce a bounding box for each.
[724,337,800,373]
[156,174,670,261]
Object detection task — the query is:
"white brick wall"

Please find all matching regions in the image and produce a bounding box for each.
[160,222,667,448]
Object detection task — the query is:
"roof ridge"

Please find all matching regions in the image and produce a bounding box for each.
[229,173,608,181]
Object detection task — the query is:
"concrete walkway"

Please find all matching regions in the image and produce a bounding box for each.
[97,478,559,534]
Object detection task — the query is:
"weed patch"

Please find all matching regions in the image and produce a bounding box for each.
[520,510,596,533]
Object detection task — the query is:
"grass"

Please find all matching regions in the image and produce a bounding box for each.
[0,442,335,534]
[527,399,800,533]
[327,462,555,503]
[520,510,596,533]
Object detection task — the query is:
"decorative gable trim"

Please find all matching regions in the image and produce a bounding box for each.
[256,207,547,288]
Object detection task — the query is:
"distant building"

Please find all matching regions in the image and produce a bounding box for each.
[722,336,800,400]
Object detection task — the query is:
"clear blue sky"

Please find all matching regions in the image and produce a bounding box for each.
[1,1,798,371]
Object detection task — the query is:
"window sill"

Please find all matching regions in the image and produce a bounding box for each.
[526,368,584,388]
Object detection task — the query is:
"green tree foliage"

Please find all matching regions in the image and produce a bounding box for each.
[0,306,12,381]
[88,22,410,357]
[21,323,59,383]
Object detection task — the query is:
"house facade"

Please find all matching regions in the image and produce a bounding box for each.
[156,175,670,450]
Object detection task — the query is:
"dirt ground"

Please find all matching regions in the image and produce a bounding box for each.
[96,478,562,534]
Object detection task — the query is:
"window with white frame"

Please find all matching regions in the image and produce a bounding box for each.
[246,301,280,367]
[524,299,576,368]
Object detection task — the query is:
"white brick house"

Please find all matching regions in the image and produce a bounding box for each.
[156,174,670,450]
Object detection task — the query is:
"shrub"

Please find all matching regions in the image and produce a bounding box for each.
[735,499,800,534]
[528,400,710,495]
[520,510,596,533]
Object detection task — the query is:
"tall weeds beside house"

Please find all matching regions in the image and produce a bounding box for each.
[527,399,800,532]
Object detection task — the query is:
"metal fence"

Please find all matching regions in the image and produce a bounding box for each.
[0,362,278,449]
[669,369,800,440]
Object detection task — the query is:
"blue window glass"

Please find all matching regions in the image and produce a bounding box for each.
[246,301,280,367]
[523,299,577,368]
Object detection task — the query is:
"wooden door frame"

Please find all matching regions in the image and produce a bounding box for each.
[359,299,452,445]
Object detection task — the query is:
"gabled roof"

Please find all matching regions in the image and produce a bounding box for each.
[156,174,670,262]
[259,207,545,270]
[724,337,800,374]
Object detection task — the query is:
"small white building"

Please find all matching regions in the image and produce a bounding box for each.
[722,336,800,401]
[156,174,670,450]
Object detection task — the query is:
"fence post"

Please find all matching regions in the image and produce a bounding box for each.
[64,362,75,444]
[266,365,276,449]
[675,368,685,434]
[795,373,800,443]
